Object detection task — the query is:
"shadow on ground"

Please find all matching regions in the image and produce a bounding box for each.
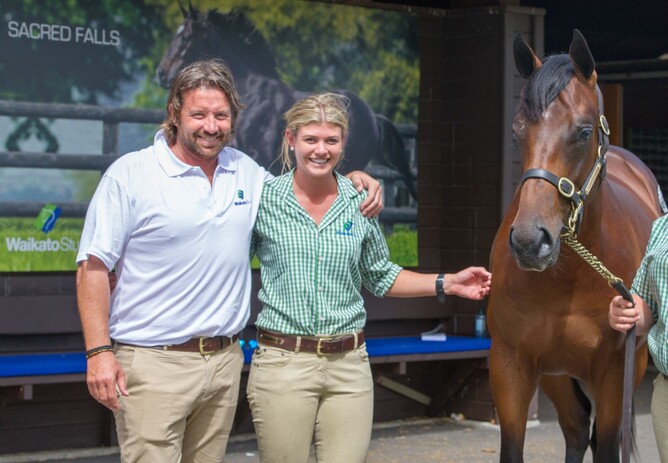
[0,368,660,463]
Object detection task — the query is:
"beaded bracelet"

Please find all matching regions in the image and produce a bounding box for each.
[85,344,114,359]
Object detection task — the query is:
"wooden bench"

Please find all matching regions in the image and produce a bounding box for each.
[0,352,86,399]
[365,335,490,411]
[366,335,490,364]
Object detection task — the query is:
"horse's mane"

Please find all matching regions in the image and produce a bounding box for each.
[519,54,574,122]
[202,9,280,79]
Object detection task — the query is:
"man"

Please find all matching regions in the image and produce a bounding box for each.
[76,59,381,462]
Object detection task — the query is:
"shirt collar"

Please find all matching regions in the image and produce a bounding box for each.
[270,169,361,202]
[153,129,239,177]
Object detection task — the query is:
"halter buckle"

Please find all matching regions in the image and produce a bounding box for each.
[557,177,575,198]
[599,115,610,136]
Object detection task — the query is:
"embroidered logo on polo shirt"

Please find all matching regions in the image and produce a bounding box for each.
[234,189,251,206]
[336,220,354,236]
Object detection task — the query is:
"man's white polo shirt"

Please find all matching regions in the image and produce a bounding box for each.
[77,130,269,345]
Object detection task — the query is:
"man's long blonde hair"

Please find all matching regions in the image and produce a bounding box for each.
[160,59,244,145]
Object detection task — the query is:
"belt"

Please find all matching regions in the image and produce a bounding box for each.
[117,335,239,356]
[257,329,364,355]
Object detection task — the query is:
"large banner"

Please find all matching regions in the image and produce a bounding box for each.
[0,0,418,271]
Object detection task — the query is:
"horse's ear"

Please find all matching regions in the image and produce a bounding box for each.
[177,1,187,17]
[513,33,542,79]
[569,29,596,81]
[188,0,197,17]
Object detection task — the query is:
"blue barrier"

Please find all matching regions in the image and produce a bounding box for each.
[0,336,490,380]
[366,335,490,357]
[0,352,86,377]
[241,335,490,365]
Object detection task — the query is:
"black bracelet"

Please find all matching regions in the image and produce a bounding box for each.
[85,344,114,359]
[435,273,445,304]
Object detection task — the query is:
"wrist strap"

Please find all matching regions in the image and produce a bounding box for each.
[435,273,445,304]
[86,344,114,359]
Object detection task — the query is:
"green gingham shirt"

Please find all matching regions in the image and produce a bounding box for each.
[632,214,668,375]
[251,170,402,335]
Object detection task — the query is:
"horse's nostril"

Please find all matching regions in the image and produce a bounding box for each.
[537,227,554,258]
[509,224,555,258]
[508,227,519,249]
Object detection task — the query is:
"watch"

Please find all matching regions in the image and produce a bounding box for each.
[435,273,445,303]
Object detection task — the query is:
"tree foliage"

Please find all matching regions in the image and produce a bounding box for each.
[139,0,419,122]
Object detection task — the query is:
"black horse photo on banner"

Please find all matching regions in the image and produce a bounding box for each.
[155,4,417,200]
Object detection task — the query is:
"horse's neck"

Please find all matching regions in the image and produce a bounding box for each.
[194,31,275,83]
[200,41,279,84]
[236,72,303,102]
[234,70,258,89]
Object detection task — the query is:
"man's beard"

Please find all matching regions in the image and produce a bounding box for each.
[179,130,232,161]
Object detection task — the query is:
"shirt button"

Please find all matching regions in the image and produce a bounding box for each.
[318,286,323,291]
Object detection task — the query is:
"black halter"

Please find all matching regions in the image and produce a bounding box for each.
[519,85,610,237]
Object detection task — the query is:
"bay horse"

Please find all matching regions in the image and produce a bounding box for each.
[487,30,665,462]
[155,4,416,198]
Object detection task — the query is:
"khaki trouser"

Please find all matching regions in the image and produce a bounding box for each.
[653,372,668,462]
[247,344,374,463]
[113,343,244,463]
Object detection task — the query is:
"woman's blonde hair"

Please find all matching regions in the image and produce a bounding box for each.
[279,93,350,173]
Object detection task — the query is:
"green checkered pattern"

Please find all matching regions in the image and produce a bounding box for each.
[632,214,668,374]
[252,170,402,335]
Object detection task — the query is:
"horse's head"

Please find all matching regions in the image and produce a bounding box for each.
[509,30,610,271]
[156,3,198,88]
[156,5,279,89]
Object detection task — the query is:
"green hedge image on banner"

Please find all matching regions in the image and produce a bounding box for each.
[0,218,83,271]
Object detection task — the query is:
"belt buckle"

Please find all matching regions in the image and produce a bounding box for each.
[198,337,216,356]
[316,336,334,356]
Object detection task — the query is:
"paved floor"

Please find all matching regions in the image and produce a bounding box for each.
[222,369,661,463]
[0,369,661,463]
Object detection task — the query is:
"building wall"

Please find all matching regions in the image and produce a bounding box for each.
[417,6,544,334]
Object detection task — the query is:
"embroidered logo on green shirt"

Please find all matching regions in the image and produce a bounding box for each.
[336,220,354,236]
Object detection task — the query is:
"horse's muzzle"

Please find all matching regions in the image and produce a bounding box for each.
[508,224,559,271]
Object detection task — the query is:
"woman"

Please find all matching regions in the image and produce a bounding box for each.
[248,92,492,463]
[609,215,668,462]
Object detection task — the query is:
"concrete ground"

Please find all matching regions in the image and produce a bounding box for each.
[0,368,661,463]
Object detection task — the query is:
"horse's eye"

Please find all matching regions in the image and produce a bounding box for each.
[578,127,593,141]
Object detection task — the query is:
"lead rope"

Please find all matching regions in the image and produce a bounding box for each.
[562,231,635,463]
[559,86,634,462]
